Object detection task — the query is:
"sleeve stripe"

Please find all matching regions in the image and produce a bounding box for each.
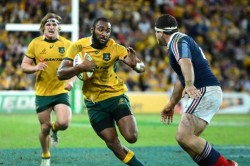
[170,33,184,61]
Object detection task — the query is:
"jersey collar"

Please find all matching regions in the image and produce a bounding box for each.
[167,32,179,49]
[43,35,59,43]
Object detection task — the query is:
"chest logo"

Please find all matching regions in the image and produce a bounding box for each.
[103,53,111,61]
[58,47,65,54]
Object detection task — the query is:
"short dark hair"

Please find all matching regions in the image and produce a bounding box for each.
[92,17,110,28]
[155,14,178,34]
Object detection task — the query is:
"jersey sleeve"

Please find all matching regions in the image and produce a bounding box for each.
[170,36,192,62]
[179,39,192,59]
[177,38,192,60]
[116,44,128,60]
[25,40,35,59]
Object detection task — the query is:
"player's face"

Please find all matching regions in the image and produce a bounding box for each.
[155,31,167,46]
[92,21,111,46]
[44,22,59,40]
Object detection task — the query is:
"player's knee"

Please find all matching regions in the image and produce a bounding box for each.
[175,131,187,146]
[57,121,69,130]
[124,132,138,144]
[41,123,50,135]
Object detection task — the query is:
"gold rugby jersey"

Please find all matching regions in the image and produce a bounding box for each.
[26,36,71,96]
[66,37,128,102]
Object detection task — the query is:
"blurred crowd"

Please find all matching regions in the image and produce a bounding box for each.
[0,0,250,93]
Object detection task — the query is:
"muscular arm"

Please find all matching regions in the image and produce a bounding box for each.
[168,79,184,108]
[21,56,47,74]
[161,79,184,124]
[178,58,201,99]
[178,58,194,86]
[123,57,145,73]
[57,56,95,80]
[122,47,145,73]
[57,59,83,80]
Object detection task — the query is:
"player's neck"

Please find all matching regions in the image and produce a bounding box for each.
[44,37,58,43]
[43,35,59,42]
[43,34,59,42]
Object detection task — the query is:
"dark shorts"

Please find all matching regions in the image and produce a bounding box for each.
[35,93,70,113]
[85,94,132,134]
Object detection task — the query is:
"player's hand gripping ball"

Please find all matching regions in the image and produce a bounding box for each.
[73,53,93,81]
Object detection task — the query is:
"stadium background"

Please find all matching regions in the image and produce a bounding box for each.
[0,0,250,93]
[0,0,250,114]
[0,0,250,165]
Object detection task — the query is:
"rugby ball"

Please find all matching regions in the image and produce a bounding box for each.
[73,53,93,81]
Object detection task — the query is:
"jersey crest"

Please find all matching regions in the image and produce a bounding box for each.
[103,53,111,61]
[58,47,65,54]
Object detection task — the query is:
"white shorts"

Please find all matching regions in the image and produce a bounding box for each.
[184,86,223,124]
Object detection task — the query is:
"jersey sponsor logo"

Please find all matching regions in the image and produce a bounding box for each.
[103,53,111,61]
[43,58,63,62]
[0,95,35,113]
[50,44,54,48]
[58,47,65,54]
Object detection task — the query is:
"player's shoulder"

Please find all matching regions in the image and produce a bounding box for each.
[74,36,91,46]
[29,36,43,43]
[173,32,188,41]
[170,32,191,46]
[107,38,116,45]
[79,36,91,44]
[59,35,70,41]
[58,36,72,44]
[27,36,44,48]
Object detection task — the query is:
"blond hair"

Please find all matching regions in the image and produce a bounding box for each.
[39,13,62,34]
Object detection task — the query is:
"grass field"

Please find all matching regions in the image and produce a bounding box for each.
[0,112,250,165]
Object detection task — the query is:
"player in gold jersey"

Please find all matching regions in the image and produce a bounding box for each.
[57,17,145,166]
[21,13,74,166]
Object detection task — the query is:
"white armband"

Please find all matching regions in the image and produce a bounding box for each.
[134,61,145,72]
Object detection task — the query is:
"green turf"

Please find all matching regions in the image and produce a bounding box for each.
[0,113,249,165]
[0,113,250,148]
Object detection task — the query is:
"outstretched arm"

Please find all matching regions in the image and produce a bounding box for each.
[161,79,184,124]
[122,47,145,73]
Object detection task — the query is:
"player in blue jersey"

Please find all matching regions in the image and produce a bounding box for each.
[154,14,238,166]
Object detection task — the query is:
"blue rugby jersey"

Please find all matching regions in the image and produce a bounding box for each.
[167,32,220,88]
